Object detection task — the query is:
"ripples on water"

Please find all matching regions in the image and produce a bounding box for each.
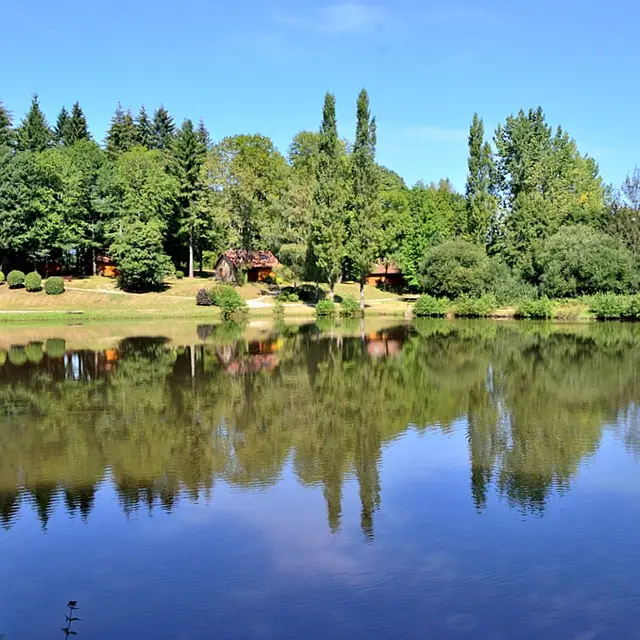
[1,319,640,639]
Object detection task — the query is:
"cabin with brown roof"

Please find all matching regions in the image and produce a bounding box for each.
[366,259,405,288]
[95,254,119,278]
[214,250,280,283]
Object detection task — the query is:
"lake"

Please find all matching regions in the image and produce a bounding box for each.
[1,319,640,639]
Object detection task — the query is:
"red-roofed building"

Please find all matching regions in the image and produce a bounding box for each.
[214,250,280,283]
[366,259,405,287]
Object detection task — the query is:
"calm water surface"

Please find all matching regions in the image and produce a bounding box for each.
[1,320,640,639]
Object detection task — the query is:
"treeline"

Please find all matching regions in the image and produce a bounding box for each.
[0,93,638,303]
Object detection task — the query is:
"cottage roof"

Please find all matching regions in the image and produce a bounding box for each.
[368,259,402,276]
[222,250,280,269]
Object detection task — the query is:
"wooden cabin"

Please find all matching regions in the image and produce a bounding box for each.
[214,250,280,283]
[95,254,119,278]
[366,260,405,288]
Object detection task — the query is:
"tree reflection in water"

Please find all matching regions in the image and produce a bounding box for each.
[2,320,640,538]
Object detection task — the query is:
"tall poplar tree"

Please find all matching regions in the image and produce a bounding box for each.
[347,89,381,311]
[66,102,90,144]
[17,95,53,152]
[105,103,137,156]
[136,106,154,149]
[465,113,496,245]
[310,92,346,300]
[171,119,206,277]
[153,106,176,150]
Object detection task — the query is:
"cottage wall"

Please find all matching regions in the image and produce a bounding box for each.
[215,257,237,282]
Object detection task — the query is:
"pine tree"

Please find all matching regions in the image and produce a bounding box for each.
[136,106,154,149]
[66,101,90,144]
[347,89,382,311]
[172,119,207,277]
[105,103,137,156]
[465,113,496,245]
[17,94,53,152]
[152,106,176,150]
[310,92,347,300]
[54,106,69,144]
[0,101,14,149]
[196,117,210,152]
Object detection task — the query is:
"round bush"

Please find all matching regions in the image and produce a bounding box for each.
[26,342,44,364]
[45,338,66,359]
[175,270,185,279]
[8,346,27,366]
[196,288,214,306]
[0,271,4,285]
[316,299,336,317]
[339,295,361,318]
[25,271,42,292]
[413,294,450,317]
[212,285,248,320]
[515,297,554,319]
[278,287,300,302]
[7,270,25,289]
[453,294,497,318]
[45,276,65,295]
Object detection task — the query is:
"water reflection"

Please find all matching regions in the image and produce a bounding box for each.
[1,320,640,539]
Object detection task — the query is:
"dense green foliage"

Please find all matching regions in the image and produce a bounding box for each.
[588,294,640,319]
[516,297,554,319]
[339,294,360,317]
[7,270,25,289]
[413,294,450,317]
[24,271,42,292]
[537,225,636,297]
[175,270,184,279]
[316,299,336,317]
[110,221,171,291]
[44,276,65,295]
[419,240,493,298]
[210,285,247,319]
[453,294,497,317]
[0,271,4,284]
[0,93,637,302]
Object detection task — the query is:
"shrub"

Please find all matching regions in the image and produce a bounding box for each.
[212,284,247,320]
[25,271,42,292]
[8,346,27,366]
[453,294,497,317]
[588,293,633,319]
[110,220,171,292]
[278,287,300,303]
[339,294,361,318]
[316,299,336,317]
[273,298,285,317]
[196,288,214,306]
[0,271,4,284]
[278,243,307,282]
[45,339,66,358]
[0,350,5,365]
[419,240,493,298]
[7,270,25,289]
[537,225,636,297]
[45,276,65,295]
[515,296,554,319]
[486,259,537,305]
[413,294,450,317]
[26,342,44,364]
[175,270,184,279]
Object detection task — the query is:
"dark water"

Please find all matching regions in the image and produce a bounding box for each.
[2,320,640,639]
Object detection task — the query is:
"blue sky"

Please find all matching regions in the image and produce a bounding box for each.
[1,0,638,190]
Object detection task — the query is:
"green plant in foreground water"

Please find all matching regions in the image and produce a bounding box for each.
[62,600,80,637]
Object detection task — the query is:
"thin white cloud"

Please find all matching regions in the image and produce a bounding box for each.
[274,2,387,36]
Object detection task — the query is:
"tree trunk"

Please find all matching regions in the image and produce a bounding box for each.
[329,281,335,302]
[188,229,194,279]
[359,278,365,312]
[199,249,203,276]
